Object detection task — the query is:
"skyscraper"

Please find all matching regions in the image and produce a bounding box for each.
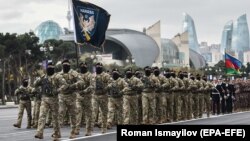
[221,21,233,54]
[183,13,200,53]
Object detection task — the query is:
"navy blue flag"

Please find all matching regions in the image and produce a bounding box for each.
[72,0,110,47]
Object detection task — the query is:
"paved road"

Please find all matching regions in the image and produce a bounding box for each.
[1,108,250,141]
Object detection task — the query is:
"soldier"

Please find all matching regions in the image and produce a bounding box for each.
[226,79,235,113]
[13,78,33,129]
[75,62,94,136]
[32,86,42,128]
[164,69,178,122]
[197,74,206,118]
[123,68,143,125]
[135,70,143,124]
[192,74,203,119]
[141,66,160,124]
[92,62,111,133]
[153,67,169,123]
[221,79,227,114]
[34,62,67,140]
[202,75,214,117]
[172,71,184,121]
[107,68,128,128]
[58,59,81,139]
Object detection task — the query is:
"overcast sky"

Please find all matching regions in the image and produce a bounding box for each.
[0,0,249,44]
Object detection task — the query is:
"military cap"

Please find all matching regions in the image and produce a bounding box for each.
[62,59,70,64]
[95,62,103,66]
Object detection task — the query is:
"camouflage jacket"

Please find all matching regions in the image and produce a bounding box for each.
[59,69,82,94]
[141,74,160,92]
[94,72,111,94]
[107,77,128,98]
[124,76,143,95]
[155,75,170,93]
[76,72,94,95]
[15,86,34,100]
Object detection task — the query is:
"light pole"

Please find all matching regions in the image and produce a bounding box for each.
[40,44,54,68]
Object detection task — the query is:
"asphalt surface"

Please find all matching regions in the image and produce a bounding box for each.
[0,108,250,141]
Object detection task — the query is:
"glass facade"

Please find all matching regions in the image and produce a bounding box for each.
[34,20,63,44]
[232,14,250,62]
[220,21,233,54]
[161,38,179,65]
[183,13,199,53]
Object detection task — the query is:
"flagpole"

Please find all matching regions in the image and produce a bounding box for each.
[75,43,79,69]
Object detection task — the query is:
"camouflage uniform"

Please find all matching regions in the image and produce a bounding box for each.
[107,77,128,128]
[174,77,185,121]
[204,81,214,117]
[141,74,160,124]
[199,79,206,118]
[123,76,143,125]
[181,77,194,120]
[34,73,68,139]
[14,85,33,128]
[75,71,94,136]
[155,74,169,123]
[58,69,80,138]
[32,87,42,128]
[167,76,179,122]
[193,79,203,118]
[92,72,110,133]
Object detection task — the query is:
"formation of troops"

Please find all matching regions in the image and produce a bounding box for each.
[12,59,250,140]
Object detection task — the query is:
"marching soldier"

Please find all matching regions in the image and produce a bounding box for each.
[92,62,111,133]
[153,67,169,123]
[75,62,94,136]
[107,69,128,128]
[123,68,143,125]
[135,70,143,124]
[141,66,160,124]
[202,75,214,117]
[13,78,33,129]
[32,86,42,128]
[34,62,67,140]
[58,59,81,139]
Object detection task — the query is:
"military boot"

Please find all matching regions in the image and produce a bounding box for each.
[34,132,44,139]
[75,128,80,135]
[69,130,76,139]
[107,122,112,129]
[52,131,61,139]
[85,129,92,136]
[101,128,107,134]
[13,123,21,128]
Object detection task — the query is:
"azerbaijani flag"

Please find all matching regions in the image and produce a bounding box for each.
[225,53,242,75]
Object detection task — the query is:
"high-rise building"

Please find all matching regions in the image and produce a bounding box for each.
[220,21,233,54]
[232,14,250,62]
[183,13,200,53]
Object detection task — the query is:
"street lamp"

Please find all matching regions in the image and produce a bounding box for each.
[40,43,54,69]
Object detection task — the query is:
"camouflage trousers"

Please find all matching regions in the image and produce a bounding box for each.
[59,94,77,132]
[161,93,168,122]
[142,92,156,124]
[198,93,204,118]
[204,93,211,117]
[186,93,193,120]
[173,92,181,121]
[16,100,32,127]
[180,93,188,120]
[155,93,164,123]
[32,99,41,127]
[107,97,123,126]
[123,95,138,125]
[36,97,60,135]
[192,94,199,119]
[76,94,92,133]
[166,93,174,122]
[137,94,143,124]
[92,94,108,130]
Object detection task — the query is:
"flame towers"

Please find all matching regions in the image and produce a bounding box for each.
[183,13,200,53]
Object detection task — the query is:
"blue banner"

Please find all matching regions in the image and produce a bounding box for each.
[72,0,110,47]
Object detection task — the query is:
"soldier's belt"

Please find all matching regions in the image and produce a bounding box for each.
[124,92,137,96]
[94,90,105,95]
[143,88,154,93]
